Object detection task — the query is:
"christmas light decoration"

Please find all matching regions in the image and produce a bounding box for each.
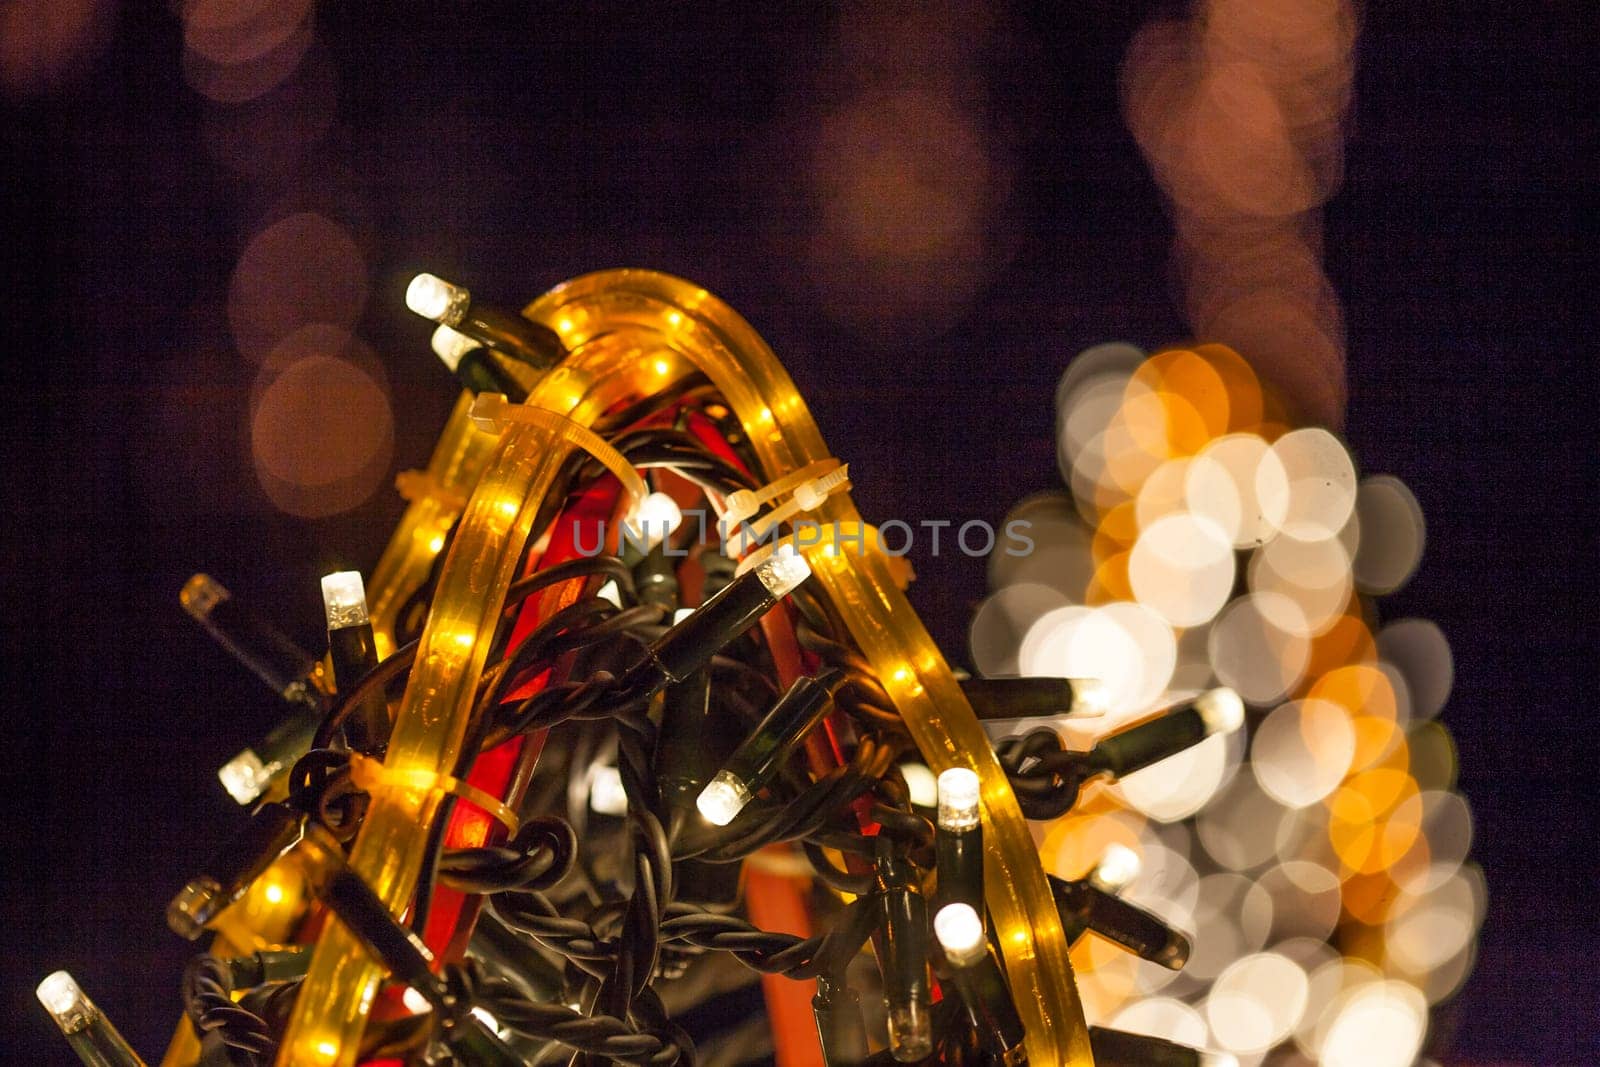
[33,269,1470,1067]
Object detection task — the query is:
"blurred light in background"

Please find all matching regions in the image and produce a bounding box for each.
[0,0,115,99]
[976,337,1478,1061]
[1121,0,1357,427]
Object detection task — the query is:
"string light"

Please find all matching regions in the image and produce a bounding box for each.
[935,767,984,911]
[36,971,148,1067]
[934,902,1029,1064]
[51,263,1471,1067]
[322,570,388,754]
[166,801,303,940]
[405,271,566,368]
[431,324,528,399]
[697,671,840,826]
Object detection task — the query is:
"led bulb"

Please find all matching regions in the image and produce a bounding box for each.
[218,748,273,806]
[37,971,90,1031]
[588,765,629,817]
[401,987,433,1014]
[179,573,228,620]
[1196,686,1245,734]
[898,762,938,809]
[933,903,987,966]
[755,543,811,598]
[430,324,479,370]
[936,767,981,832]
[624,491,684,550]
[470,1006,504,1035]
[320,571,369,629]
[696,771,752,826]
[886,1002,933,1062]
[1090,843,1141,893]
[1072,677,1111,717]
[406,272,469,324]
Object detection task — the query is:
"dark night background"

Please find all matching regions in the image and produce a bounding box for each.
[1,3,1592,1064]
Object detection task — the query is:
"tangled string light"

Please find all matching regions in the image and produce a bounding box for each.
[35,264,1477,1067]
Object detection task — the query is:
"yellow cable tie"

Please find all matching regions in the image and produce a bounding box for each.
[743,463,852,545]
[718,458,843,540]
[347,753,521,838]
[468,393,647,511]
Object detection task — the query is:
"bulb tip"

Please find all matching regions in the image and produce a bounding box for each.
[695,772,751,827]
[1091,842,1142,892]
[933,903,986,964]
[430,323,479,369]
[406,272,467,323]
[1071,676,1112,716]
[1196,686,1245,734]
[218,748,271,805]
[320,570,369,629]
[36,971,85,1022]
[936,767,981,831]
[755,543,811,598]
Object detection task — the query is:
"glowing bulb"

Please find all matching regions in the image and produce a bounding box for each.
[898,762,938,808]
[933,903,987,966]
[936,767,981,832]
[427,534,445,554]
[1196,687,1246,734]
[263,881,285,905]
[405,272,467,323]
[320,570,369,629]
[754,543,811,598]
[218,748,272,805]
[430,324,479,370]
[1092,843,1142,892]
[401,987,432,1014]
[36,971,88,1029]
[589,765,629,816]
[624,491,683,550]
[696,771,751,826]
[1072,677,1112,717]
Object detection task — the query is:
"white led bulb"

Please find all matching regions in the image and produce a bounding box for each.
[320,570,369,629]
[932,903,987,967]
[623,491,684,551]
[37,970,92,1032]
[430,324,479,370]
[936,767,981,832]
[1195,686,1245,735]
[898,762,938,809]
[755,543,811,598]
[218,748,273,806]
[1090,842,1141,893]
[696,771,752,826]
[406,272,469,324]
[1070,677,1111,717]
[588,765,629,817]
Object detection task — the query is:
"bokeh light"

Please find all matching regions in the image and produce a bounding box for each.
[250,334,393,518]
[978,337,1477,1064]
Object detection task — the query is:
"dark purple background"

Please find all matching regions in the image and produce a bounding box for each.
[2,3,1591,1063]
